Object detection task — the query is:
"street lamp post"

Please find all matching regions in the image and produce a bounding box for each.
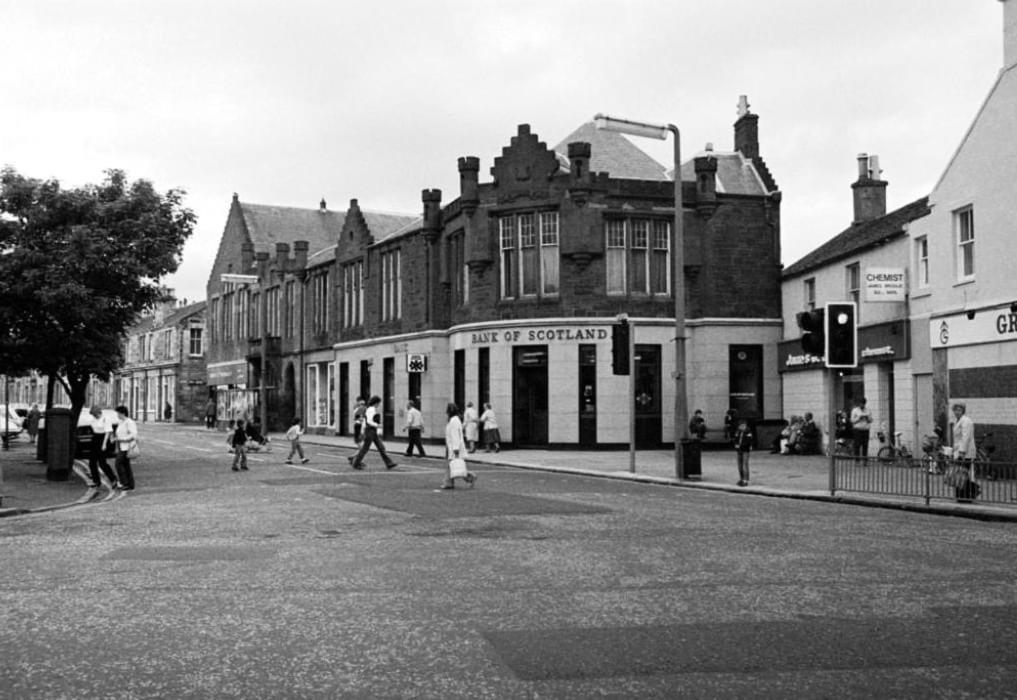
[594,114,687,477]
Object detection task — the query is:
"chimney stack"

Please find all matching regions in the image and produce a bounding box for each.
[733,95,759,160]
[851,153,888,224]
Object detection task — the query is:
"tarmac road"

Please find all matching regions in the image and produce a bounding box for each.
[2,424,1017,698]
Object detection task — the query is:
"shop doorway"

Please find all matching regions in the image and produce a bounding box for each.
[729,345,763,422]
[383,357,395,437]
[512,346,548,446]
[634,344,661,448]
[578,345,597,446]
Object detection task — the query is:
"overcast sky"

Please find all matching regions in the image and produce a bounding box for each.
[1,0,1005,304]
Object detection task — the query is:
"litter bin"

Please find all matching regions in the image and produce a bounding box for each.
[36,425,47,462]
[45,408,73,482]
[679,438,702,480]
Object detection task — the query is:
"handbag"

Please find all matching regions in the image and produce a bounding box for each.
[127,441,141,460]
[449,456,468,479]
[943,464,969,488]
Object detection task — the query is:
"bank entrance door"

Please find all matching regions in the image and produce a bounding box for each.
[512,346,548,446]
[634,344,662,448]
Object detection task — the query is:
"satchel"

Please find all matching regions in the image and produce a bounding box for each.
[127,441,141,460]
[943,464,969,488]
[449,456,468,479]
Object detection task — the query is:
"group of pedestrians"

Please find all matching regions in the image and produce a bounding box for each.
[85,405,138,491]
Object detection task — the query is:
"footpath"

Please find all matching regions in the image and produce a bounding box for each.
[3,428,1017,522]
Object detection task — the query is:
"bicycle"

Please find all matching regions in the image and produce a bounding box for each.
[877,430,913,466]
[920,431,950,474]
[974,431,995,479]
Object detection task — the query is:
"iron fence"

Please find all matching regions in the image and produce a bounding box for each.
[832,454,1017,506]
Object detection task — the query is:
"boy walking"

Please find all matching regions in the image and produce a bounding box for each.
[285,417,310,465]
[403,401,426,457]
[733,419,753,487]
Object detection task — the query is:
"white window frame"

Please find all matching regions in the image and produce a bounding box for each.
[915,236,929,289]
[381,249,401,321]
[189,327,203,357]
[955,207,975,281]
[846,262,860,309]
[804,277,816,310]
[605,218,671,296]
[499,211,560,300]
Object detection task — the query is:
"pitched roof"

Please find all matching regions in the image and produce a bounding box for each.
[553,122,670,181]
[362,211,422,244]
[239,202,347,256]
[782,196,931,279]
[679,150,770,196]
[162,300,206,327]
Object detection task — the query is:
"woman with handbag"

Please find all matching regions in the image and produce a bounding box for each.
[442,402,476,490]
[113,405,138,491]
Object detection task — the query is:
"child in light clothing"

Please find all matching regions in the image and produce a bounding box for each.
[285,417,309,465]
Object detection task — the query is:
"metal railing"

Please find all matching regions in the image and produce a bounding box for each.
[832,454,1017,506]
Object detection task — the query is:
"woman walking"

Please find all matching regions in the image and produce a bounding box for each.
[442,402,476,490]
[463,401,479,453]
[112,405,138,491]
[479,402,500,453]
[284,417,309,465]
[86,406,119,489]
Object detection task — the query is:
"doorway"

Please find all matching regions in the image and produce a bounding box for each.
[512,346,548,446]
[634,344,662,448]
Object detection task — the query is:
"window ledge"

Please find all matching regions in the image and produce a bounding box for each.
[953,278,976,289]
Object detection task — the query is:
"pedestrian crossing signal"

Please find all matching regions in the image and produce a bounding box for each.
[407,354,427,373]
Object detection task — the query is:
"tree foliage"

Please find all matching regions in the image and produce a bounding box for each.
[0,167,195,438]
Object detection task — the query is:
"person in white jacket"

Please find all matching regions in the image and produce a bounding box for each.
[113,405,138,491]
[442,402,477,490]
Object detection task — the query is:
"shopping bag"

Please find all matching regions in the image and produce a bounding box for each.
[449,456,468,479]
[127,441,141,460]
[943,464,969,488]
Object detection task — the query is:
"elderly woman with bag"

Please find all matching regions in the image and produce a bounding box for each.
[441,402,477,490]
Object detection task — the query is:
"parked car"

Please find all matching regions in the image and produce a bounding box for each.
[1,406,23,442]
[75,408,120,459]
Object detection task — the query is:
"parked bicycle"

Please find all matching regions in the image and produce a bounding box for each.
[974,431,995,479]
[877,430,913,466]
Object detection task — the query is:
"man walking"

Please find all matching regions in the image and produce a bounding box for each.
[348,395,397,470]
[403,401,426,457]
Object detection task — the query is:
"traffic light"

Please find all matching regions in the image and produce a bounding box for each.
[826,301,857,368]
[611,320,630,375]
[796,308,825,357]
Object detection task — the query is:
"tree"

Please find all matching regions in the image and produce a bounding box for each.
[0,167,195,475]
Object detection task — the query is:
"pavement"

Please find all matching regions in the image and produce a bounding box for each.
[3,426,1017,521]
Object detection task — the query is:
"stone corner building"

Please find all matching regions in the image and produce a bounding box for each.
[206,102,783,447]
[116,299,208,423]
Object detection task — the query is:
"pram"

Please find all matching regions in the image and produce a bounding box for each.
[245,422,272,453]
[920,427,949,474]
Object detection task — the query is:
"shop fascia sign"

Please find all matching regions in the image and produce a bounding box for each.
[931,308,1017,348]
[784,352,824,368]
[864,267,907,303]
[469,326,610,345]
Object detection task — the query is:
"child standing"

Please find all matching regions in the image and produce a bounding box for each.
[231,419,249,471]
[733,419,753,487]
[285,417,309,465]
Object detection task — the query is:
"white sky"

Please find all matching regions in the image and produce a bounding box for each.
[1,0,1005,304]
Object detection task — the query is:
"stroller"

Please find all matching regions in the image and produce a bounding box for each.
[244,421,272,453]
[920,426,949,474]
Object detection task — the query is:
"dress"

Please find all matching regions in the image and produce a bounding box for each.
[463,405,479,445]
[443,414,475,488]
[479,408,500,450]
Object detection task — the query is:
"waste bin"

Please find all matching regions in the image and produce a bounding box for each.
[36,426,47,462]
[45,408,73,482]
[679,438,702,480]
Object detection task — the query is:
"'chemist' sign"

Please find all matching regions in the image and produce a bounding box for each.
[864,267,906,302]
